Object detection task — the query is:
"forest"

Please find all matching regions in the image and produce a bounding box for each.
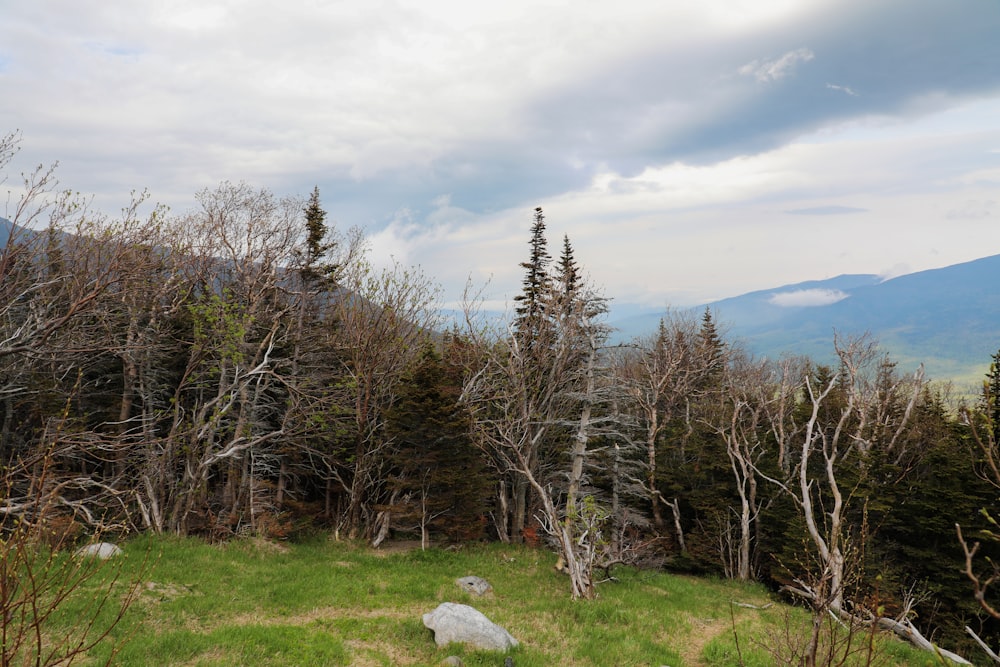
[3,129,1000,663]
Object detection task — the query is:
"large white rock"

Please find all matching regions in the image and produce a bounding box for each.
[75,542,124,560]
[422,602,518,651]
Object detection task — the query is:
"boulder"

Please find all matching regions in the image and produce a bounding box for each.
[455,575,492,596]
[422,602,518,652]
[74,542,123,560]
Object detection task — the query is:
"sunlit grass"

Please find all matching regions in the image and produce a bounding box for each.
[60,535,952,666]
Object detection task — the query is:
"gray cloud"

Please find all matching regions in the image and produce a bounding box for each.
[786,206,868,215]
[2,0,1000,310]
[5,0,999,222]
[432,0,1000,211]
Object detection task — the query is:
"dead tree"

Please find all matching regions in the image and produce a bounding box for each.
[756,335,957,664]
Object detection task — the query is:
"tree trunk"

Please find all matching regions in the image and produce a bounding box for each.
[511,474,527,543]
[276,459,288,509]
[667,498,686,554]
[565,336,596,522]
[494,479,511,543]
[647,425,664,530]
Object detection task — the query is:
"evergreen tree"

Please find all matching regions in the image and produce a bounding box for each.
[502,207,558,543]
[868,387,999,649]
[982,349,1000,435]
[513,207,552,339]
[556,233,578,302]
[697,308,725,380]
[300,186,338,287]
[385,343,489,545]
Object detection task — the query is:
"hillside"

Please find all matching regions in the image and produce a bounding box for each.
[612,255,1000,386]
[76,536,941,666]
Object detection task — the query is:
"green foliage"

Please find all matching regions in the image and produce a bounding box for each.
[384,342,492,542]
[187,289,248,365]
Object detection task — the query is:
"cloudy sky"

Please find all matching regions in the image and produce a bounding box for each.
[2,0,999,313]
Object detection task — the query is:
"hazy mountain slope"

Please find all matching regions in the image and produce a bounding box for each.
[612,255,1000,385]
[0,217,13,246]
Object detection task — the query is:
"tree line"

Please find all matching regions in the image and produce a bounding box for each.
[4,131,1000,661]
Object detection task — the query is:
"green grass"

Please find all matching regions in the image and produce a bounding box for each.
[50,535,954,666]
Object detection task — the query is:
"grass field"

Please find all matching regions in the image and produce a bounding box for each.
[56,535,951,666]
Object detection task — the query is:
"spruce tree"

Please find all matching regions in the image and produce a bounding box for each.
[556,233,578,302]
[697,308,726,384]
[385,343,489,544]
[301,186,338,287]
[513,207,552,339]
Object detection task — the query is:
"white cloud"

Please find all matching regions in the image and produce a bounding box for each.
[769,289,849,307]
[827,83,860,96]
[739,48,815,82]
[879,263,912,281]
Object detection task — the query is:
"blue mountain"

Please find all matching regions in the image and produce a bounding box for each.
[0,216,13,245]
[612,255,1000,386]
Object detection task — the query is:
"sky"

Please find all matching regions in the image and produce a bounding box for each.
[2,0,999,315]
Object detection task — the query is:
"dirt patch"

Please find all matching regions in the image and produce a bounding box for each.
[345,639,422,666]
[678,615,727,667]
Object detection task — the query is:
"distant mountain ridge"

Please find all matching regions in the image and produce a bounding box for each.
[6,213,996,385]
[0,216,13,245]
[612,255,1000,386]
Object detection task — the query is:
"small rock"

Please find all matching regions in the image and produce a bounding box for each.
[440,657,463,666]
[456,575,493,596]
[423,602,518,652]
[74,542,123,560]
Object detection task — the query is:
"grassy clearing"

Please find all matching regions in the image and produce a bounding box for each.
[59,535,950,666]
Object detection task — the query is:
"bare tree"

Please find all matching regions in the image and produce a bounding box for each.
[461,244,617,598]
[144,182,301,535]
[755,336,958,665]
[616,313,704,534]
[328,258,440,541]
[462,310,595,596]
[0,135,185,527]
[460,306,574,545]
[703,351,771,581]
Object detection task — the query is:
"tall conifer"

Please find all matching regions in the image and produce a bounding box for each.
[301,186,338,286]
[513,207,552,338]
[557,233,578,301]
